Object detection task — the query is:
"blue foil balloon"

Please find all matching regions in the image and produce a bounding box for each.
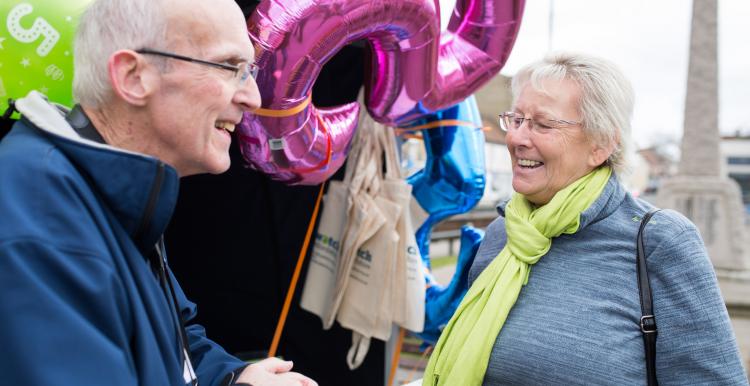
[401,96,486,344]
[421,225,483,344]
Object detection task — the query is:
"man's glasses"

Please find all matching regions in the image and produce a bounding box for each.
[135,48,259,85]
[498,111,581,134]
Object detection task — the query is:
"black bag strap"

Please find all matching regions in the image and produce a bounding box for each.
[65,104,106,144]
[637,209,660,386]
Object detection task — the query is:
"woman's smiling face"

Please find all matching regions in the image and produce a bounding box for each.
[506,78,609,205]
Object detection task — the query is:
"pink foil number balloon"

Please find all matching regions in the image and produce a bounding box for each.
[367,0,526,123]
[238,0,524,185]
[423,0,525,111]
[238,0,438,185]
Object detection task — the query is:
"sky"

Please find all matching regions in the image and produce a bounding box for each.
[442,0,750,149]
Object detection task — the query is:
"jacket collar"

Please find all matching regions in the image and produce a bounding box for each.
[16,91,179,253]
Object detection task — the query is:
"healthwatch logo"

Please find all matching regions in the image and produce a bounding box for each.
[315,234,340,250]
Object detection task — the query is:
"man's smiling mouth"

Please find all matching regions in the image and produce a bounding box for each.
[214,121,235,133]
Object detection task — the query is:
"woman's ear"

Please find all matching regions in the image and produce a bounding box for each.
[588,140,616,168]
[107,50,158,106]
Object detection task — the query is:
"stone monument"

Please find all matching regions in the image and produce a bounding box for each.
[657,0,750,372]
[657,0,750,272]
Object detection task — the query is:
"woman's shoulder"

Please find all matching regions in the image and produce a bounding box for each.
[644,204,695,230]
[606,193,699,246]
[624,201,710,274]
[641,208,701,251]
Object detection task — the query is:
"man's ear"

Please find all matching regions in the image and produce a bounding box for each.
[107,50,158,106]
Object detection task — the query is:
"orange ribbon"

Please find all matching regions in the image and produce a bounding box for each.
[254,95,312,118]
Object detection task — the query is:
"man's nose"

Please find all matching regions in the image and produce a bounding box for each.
[234,77,262,112]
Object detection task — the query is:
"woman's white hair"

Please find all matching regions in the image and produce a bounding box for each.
[511,51,635,175]
[72,0,169,107]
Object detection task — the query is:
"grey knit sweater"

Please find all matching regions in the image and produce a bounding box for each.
[468,175,748,385]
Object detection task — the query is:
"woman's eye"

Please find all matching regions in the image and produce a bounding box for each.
[536,123,553,130]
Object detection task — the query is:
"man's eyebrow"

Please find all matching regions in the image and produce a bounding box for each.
[217,48,253,63]
[218,52,244,60]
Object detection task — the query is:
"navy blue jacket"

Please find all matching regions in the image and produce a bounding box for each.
[0,92,245,385]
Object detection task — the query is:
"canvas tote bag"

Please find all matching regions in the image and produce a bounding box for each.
[336,119,400,369]
[378,126,425,333]
[339,122,427,369]
[300,123,372,323]
[320,118,388,329]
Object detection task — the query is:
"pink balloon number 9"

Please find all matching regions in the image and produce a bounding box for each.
[238,0,524,185]
[369,0,526,122]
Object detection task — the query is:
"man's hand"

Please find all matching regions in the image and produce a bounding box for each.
[235,357,318,386]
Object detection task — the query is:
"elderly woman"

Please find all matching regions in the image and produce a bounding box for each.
[422,52,748,385]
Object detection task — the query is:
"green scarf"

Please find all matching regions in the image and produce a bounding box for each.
[423,166,612,386]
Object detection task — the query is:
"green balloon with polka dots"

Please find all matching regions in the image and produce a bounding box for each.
[1,1,92,115]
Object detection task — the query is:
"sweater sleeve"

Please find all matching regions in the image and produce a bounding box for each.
[0,239,138,386]
[168,268,247,386]
[646,216,749,385]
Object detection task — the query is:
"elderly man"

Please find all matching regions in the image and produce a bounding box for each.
[0,0,316,385]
